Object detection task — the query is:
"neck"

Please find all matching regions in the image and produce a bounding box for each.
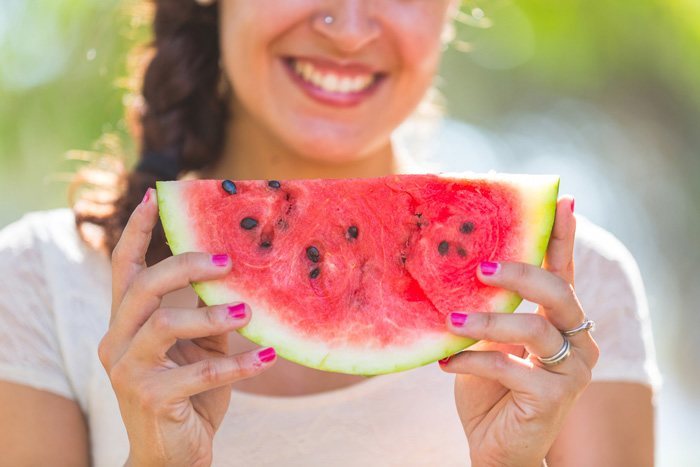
[203,109,397,181]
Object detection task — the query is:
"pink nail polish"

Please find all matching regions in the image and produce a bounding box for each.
[257,347,276,363]
[570,198,575,213]
[142,189,151,204]
[450,312,468,327]
[480,261,500,276]
[211,254,229,267]
[438,356,451,365]
[227,303,247,320]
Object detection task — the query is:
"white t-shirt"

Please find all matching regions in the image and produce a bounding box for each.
[0,209,660,466]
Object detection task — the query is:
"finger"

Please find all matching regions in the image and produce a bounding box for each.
[477,261,598,364]
[111,252,232,350]
[111,188,158,314]
[543,197,576,285]
[158,347,276,399]
[128,303,251,364]
[446,312,568,368]
[439,349,540,393]
[477,261,584,332]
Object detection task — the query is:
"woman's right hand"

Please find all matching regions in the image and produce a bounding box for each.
[98,188,276,467]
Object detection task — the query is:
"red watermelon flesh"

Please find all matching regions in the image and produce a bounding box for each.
[157,173,559,375]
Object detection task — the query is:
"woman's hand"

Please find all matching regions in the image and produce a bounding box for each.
[98,189,276,467]
[440,198,599,467]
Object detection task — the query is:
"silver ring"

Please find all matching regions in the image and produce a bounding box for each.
[323,15,334,25]
[562,317,595,337]
[536,336,571,366]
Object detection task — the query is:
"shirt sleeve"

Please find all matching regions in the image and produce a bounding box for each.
[574,219,662,390]
[0,214,76,401]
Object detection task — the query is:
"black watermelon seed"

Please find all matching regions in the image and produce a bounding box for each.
[222,179,237,195]
[457,247,467,258]
[438,241,449,256]
[347,226,359,240]
[268,180,281,189]
[460,222,475,234]
[309,267,321,279]
[240,217,258,230]
[306,246,320,263]
[260,241,272,249]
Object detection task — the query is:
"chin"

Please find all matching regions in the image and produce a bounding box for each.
[292,138,368,164]
[280,121,390,166]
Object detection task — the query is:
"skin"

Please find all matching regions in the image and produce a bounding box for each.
[0,0,655,465]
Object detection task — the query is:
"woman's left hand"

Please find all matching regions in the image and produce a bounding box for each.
[440,198,599,467]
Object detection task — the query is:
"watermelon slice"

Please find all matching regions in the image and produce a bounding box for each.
[156,173,559,375]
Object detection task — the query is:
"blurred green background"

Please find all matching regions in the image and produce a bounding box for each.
[1,0,698,464]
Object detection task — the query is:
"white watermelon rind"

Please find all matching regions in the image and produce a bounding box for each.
[156,174,559,375]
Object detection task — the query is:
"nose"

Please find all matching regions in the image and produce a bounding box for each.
[313,0,380,53]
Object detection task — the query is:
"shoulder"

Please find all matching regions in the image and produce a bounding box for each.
[572,216,647,315]
[0,208,107,268]
[574,216,640,278]
[0,209,112,408]
[572,216,661,388]
[0,208,112,331]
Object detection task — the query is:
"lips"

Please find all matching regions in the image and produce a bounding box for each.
[282,56,386,107]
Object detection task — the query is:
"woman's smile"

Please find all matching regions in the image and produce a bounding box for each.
[219,0,451,162]
[281,56,386,108]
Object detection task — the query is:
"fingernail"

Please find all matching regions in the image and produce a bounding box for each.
[211,254,229,267]
[142,189,151,204]
[257,347,276,363]
[480,261,500,276]
[450,312,468,327]
[570,198,575,213]
[438,356,451,365]
[227,303,247,320]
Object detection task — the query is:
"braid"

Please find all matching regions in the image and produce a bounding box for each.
[74,0,229,265]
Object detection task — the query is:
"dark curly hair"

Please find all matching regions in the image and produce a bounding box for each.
[73,0,228,265]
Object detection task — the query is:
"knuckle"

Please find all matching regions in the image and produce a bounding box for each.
[109,361,130,392]
[228,356,250,380]
[150,309,172,334]
[97,335,112,368]
[480,312,497,338]
[205,308,222,328]
[199,359,222,385]
[553,279,576,307]
[528,315,549,340]
[178,252,200,271]
[135,382,161,413]
[491,352,510,373]
[514,262,530,281]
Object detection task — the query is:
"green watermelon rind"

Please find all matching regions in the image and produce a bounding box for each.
[156,174,559,375]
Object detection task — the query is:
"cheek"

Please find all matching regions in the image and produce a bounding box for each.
[381,4,449,106]
[219,1,309,100]
[385,3,449,72]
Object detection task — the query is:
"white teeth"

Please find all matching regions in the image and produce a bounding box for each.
[339,77,352,93]
[291,59,375,94]
[310,70,323,87]
[352,76,368,90]
[302,62,313,81]
[323,74,339,91]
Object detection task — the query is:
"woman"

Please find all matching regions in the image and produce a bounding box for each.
[0,1,658,465]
